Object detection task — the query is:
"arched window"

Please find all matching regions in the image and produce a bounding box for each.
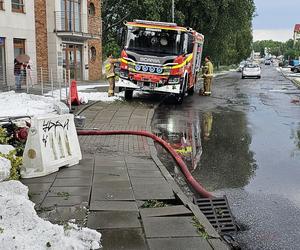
[90,46,96,61]
[89,3,95,16]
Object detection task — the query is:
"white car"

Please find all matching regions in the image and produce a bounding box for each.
[242,64,261,79]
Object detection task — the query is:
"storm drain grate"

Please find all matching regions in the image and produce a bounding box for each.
[193,196,237,234]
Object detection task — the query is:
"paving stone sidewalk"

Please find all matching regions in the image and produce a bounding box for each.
[21,101,229,250]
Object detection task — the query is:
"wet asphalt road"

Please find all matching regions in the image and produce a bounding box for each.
[150,66,300,250]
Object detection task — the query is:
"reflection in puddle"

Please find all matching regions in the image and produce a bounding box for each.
[152,107,257,192]
[153,110,202,171]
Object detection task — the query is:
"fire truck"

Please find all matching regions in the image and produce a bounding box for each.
[116,20,204,103]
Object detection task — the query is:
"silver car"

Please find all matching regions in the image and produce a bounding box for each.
[242,64,261,79]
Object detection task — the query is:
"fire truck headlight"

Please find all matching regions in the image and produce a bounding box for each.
[156,67,163,74]
[142,65,149,72]
[168,76,180,84]
[135,64,141,71]
[149,66,156,73]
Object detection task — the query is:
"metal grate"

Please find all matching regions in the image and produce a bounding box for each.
[194,196,237,234]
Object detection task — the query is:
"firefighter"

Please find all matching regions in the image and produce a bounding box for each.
[201,56,214,96]
[104,52,121,97]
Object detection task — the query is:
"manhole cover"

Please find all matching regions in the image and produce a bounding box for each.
[193,196,237,234]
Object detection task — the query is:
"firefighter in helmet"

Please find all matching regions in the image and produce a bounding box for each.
[104,52,121,97]
[201,56,214,96]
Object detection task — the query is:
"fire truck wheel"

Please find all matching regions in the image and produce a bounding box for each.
[125,89,133,100]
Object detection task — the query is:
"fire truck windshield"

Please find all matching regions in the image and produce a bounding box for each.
[125,27,184,56]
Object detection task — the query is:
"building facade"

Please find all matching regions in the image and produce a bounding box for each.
[0,0,37,87]
[35,0,102,82]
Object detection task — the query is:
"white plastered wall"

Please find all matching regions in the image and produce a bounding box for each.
[0,0,37,86]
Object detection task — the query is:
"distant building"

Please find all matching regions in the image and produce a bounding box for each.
[35,0,102,82]
[0,0,37,87]
[293,24,300,44]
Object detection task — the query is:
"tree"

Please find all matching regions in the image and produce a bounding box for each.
[253,39,300,60]
[102,0,256,65]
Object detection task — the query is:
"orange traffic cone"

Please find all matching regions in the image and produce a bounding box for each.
[69,80,80,106]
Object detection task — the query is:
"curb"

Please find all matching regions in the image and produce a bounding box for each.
[279,68,300,89]
[291,78,300,88]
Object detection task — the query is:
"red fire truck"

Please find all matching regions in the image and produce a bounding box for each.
[116,20,204,103]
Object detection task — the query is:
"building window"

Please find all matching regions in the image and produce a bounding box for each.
[89,3,95,16]
[13,39,25,58]
[0,0,4,10]
[60,0,82,32]
[90,46,96,61]
[12,0,24,13]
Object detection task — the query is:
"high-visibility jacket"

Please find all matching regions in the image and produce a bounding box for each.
[204,61,214,78]
[104,58,121,79]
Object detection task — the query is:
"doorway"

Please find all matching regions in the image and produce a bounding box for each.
[63,44,82,81]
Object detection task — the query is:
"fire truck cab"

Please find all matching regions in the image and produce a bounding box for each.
[116,20,204,103]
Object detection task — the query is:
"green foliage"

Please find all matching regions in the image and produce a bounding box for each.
[102,0,256,66]
[0,126,24,180]
[0,128,10,144]
[253,39,300,60]
[0,150,23,180]
[141,200,167,208]
[0,227,4,234]
[103,39,121,59]
[46,242,51,248]
[192,216,209,239]
[57,192,70,200]
[63,223,73,232]
[177,0,255,65]
[0,126,25,156]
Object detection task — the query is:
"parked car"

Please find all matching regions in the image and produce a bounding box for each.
[237,61,246,72]
[242,64,261,79]
[289,60,300,66]
[291,64,300,73]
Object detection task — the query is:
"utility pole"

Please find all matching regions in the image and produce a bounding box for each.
[172,0,175,23]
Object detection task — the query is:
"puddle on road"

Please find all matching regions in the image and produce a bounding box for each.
[153,108,257,192]
[151,69,300,249]
[152,103,300,205]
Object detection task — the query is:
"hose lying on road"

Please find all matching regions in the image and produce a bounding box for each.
[77,129,213,198]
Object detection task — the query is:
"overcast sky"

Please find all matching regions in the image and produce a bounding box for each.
[253,0,300,41]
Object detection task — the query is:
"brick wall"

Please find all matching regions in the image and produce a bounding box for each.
[34,0,48,70]
[88,0,102,80]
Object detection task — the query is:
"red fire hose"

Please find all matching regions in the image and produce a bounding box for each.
[77,129,213,198]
